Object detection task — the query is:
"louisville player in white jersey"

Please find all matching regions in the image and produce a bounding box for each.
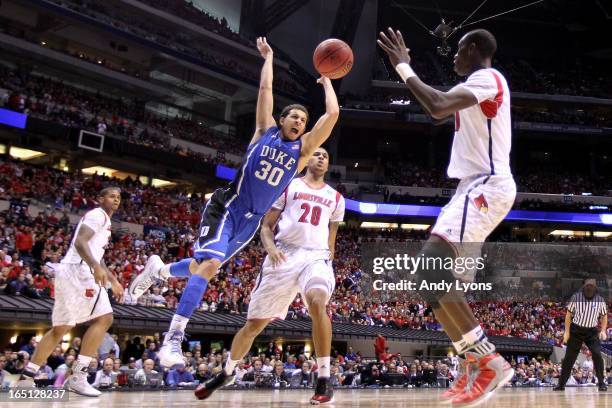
[378,28,515,406]
[17,187,124,396]
[196,147,344,404]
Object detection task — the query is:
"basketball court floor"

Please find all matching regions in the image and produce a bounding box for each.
[20,387,610,407]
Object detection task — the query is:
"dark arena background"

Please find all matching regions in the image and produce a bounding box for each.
[0,0,610,407]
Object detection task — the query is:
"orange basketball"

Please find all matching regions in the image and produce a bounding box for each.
[313,39,353,79]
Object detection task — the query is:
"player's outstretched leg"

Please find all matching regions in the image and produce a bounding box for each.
[195,319,269,400]
[128,255,168,300]
[159,258,219,368]
[415,236,513,406]
[305,288,333,405]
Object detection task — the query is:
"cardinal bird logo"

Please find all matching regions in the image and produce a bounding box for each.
[85,288,95,298]
[473,193,489,213]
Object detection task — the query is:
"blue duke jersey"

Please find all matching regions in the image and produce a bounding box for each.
[229,126,301,215]
[193,126,301,264]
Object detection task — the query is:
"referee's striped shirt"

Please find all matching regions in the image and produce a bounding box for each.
[567,292,608,328]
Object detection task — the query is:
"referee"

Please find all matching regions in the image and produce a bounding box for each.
[555,278,608,391]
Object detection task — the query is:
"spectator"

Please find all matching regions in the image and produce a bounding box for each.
[120,357,137,371]
[0,355,10,386]
[195,363,212,383]
[134,359,158,385]
[272,362,289,386]
[92,357,117,388]
[284,355,297,370]
[242,359,265,382]
[135,352,150,370]
[345,346,357,361]
[47,346,65,371]
[363,364,390,387]
[166,366,196,387]
[292,361,314,388]
[86,358,100,384]
[20,336,37,356]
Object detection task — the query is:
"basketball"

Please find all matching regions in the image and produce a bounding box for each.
[313,38,353,79]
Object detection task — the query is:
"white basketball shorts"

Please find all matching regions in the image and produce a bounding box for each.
[431,174,516,281]
[247,246,335,320]
[52,263,113,327]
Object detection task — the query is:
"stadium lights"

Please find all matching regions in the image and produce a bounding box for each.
[82,165,118,177]
[548,230,612,237]
[361,222,399,228]
[9,335,17,344]
[9,147,46,160]
[150,178,176,188]
[401,224,430,230]
[549,230,575,236]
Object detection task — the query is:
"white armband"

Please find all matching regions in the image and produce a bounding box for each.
[395,63,417,82]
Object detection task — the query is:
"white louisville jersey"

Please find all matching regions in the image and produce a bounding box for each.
[272,178,345,250]
[447,68,512,180]
[62,207,112,264]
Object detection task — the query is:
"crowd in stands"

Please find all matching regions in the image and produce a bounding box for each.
[382,160,610,196]
[0,65,245,160]
[1,167,610,354]
[2,57,610,196]
[3,333,612,390]
[375,50,612,99]
[41,0,302,96]
[0,158,207,231]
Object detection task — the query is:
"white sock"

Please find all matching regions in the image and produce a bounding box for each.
[462,326,495,357]
[166,314,189,340]
[73,355,92,375]
[224,353,239,376]
[160,264,171,279]
[452,339,470,355]
[25,361,40,375]
[316,357,331,378]
[462,326,484,345]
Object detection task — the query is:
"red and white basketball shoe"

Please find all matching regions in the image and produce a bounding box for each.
[439,355,476,404]
[452,353,514,407]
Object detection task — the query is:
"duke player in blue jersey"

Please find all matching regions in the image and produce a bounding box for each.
[129,37,339,369]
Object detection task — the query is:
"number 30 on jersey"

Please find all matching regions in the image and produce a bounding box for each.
[254,160,284,186]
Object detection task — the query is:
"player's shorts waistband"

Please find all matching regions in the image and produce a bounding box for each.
[276,242,331,255]
[459,173,514,182]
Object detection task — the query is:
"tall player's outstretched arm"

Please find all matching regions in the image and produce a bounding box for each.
[298,77,340,171]
[250,37,277,146]
[377,28,478,119]
[260,207,286,268]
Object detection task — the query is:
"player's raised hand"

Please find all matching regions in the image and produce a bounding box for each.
[377,27,411,66]
[267,246,287,268]
[256,37,273,59]
[316,76,331,86]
